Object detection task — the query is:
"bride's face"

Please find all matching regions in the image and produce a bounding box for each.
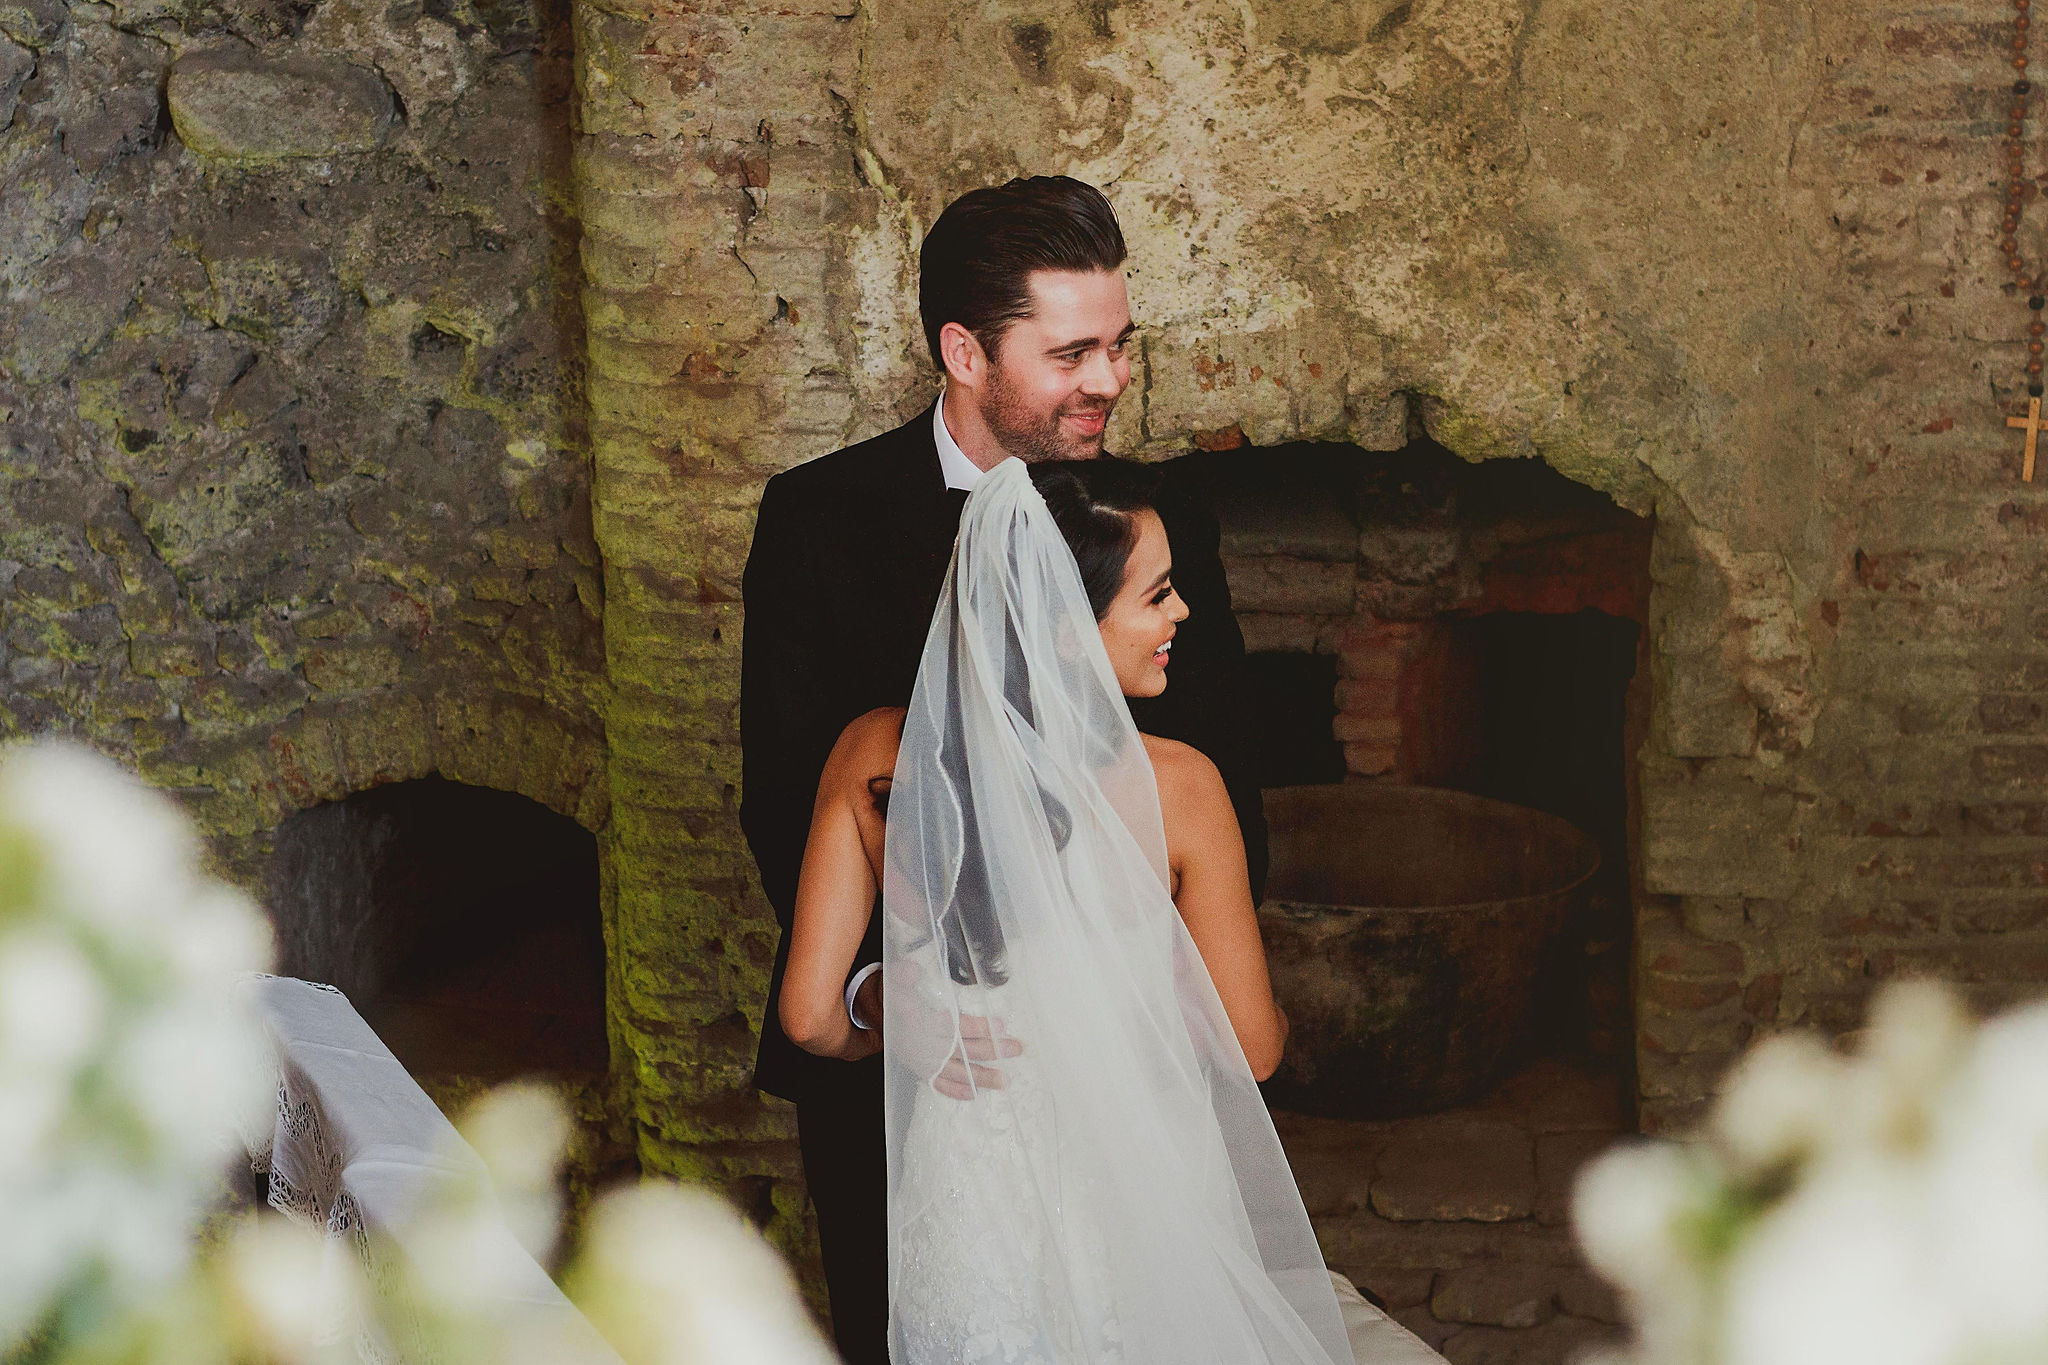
[1097,508,1187,698]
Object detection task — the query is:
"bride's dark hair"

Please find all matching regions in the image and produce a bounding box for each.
[925,460,1167,988]
[1027,458,1165,620]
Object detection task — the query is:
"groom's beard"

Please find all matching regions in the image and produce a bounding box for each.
[983,365,1115,462]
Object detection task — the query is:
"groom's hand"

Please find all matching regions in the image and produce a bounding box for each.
[932,1013,1025,1100]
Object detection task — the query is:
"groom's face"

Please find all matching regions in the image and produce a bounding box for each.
[982,268,1135,462]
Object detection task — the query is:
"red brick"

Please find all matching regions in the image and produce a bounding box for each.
[1856,848,2048,890]
[1343,741,1398,776]
[1333,712,1402,744]
[1966,802,2048,834]
[1645,940,1745,977]
[1952,897,2048,934]
[1638,1010,1751,1057]
[1820,900,1940,937]
[1869,941,2048,984]
[1743,972,1784,1021]
[1334,676,1399,714]
[1980,695,2048,734]
[1640,974,1739,1011]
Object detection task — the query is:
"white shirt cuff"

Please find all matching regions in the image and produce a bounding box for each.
[845,962,883,1030]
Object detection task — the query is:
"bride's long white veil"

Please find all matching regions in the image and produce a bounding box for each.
[882,457,1351,1365]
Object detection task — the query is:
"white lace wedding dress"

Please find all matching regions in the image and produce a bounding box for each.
[892,978,1126,1365]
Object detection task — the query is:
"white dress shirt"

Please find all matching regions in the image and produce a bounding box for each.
[848,390,989,1030]
[934,385,995,491]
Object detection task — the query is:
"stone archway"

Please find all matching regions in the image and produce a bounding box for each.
[261,768,637,1209]
[1176,435,1654,1068]
[266,774,609,1082]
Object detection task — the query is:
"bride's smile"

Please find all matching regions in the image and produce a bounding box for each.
[1092,505,1188,699]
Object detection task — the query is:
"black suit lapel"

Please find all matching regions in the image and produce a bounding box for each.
[898,401,966,570]
[851,402,970,697]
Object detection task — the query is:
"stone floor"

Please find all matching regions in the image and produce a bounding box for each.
[1274,1053,1635,1365]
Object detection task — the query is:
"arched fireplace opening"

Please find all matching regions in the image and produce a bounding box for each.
[1170,437,1652,1074]
[263,775,609,1084]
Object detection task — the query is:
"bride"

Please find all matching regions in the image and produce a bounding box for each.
[778,455,1357,1365]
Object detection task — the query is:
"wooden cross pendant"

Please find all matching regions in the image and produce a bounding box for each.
[2011,396,2046,483]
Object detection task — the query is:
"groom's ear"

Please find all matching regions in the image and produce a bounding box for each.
[939,320,993,389]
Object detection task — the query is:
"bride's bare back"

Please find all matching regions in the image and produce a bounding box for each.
[777,705,1290,1077]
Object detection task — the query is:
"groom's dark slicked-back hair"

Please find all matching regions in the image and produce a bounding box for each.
[919,175,1128,367]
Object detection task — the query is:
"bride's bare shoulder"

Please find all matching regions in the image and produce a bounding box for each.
[1141,734,1227,812]
[826,706,906,776]
[843,705,907,745]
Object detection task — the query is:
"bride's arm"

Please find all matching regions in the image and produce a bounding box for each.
[779,718,887,1061]
[1154,742,1290,1081]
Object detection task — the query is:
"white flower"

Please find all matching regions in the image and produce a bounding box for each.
[0,927,107,1075]
[0,740,280,1355]
[1580,981,2048,1365]
[459,1082,571,1265]
[91,1173,202,1291]
[0,1181,75,1342]
[0,740,200,936]
[223,1213,363,1359]
[1722,1155,1951,1365]
[0,1067,63,1170]
[160,884,276,986]
[1919,1000,2048,1349]
[1709,1031,1845,1179]
[1574,1139,1714,1297]
[109,995,274,1166]
[0,740,850,1365]
[1830,981,1973,1158]
[403,1191,552,1314]
[571,1183,840,1365]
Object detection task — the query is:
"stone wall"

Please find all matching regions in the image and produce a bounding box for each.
[0,0,601,793]
[11,0,2048,1300]
[0,0,607,1103]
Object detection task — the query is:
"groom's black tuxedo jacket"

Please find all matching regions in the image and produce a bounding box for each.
[740,402,1267,1105]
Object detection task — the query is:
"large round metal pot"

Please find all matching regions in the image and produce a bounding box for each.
[1257,784,1600,1118]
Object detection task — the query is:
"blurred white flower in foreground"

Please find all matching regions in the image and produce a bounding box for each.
[1575,978,2048,1365]
[0,739,836,1365]
[572,1184,841,1365]
[0,739,274,1352]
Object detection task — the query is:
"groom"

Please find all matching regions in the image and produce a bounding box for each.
[740,176,1265,1365]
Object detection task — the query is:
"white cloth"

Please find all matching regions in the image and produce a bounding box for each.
[239,974,623,1365]
[934,386,996,490]
[881,458,1358,1365]
[1329,1273,1448,1365]
[847,960,883,1028]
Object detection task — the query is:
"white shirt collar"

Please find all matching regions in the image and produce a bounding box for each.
[933,386,995,491]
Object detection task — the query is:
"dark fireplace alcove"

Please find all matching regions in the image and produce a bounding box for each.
[1169,438,1652,1071]
[264,776,608,1083]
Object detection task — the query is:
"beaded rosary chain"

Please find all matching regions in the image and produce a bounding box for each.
[2008,0,2046,398]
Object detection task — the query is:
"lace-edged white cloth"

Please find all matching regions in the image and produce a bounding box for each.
[236,974,622,1365]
